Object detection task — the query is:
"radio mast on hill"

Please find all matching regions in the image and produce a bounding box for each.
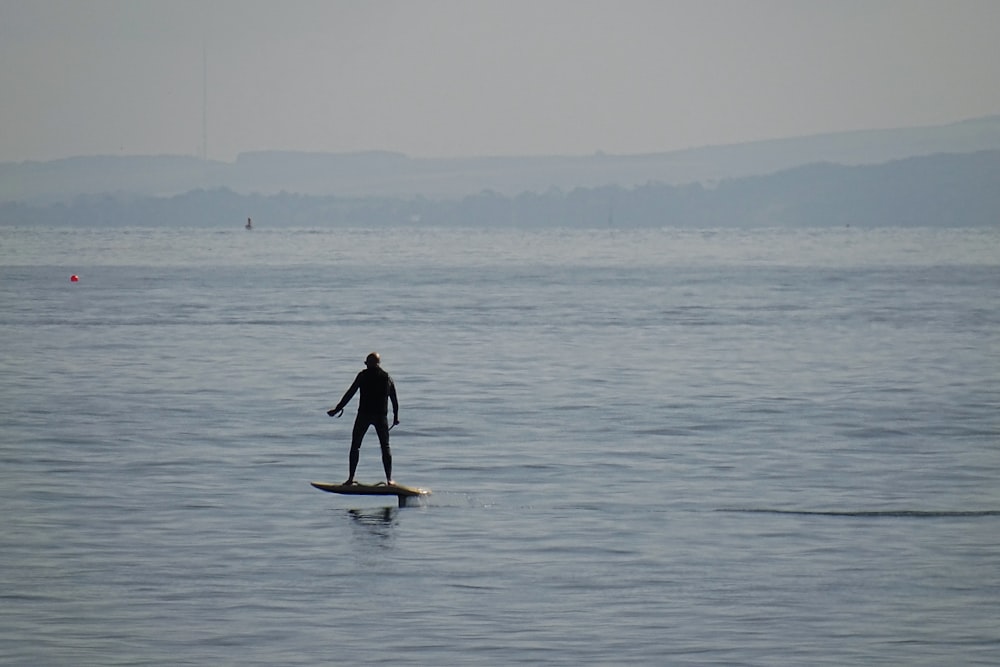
[201,44,208,161]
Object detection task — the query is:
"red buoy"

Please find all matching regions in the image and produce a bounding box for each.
[70,274,79,282]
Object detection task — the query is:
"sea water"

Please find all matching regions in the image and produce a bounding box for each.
[1,225,998,665]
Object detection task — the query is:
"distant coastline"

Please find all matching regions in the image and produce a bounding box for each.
[2,117,999,228]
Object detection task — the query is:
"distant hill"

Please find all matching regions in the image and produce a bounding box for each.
[2,115,1000,203]
[3,150,998,228]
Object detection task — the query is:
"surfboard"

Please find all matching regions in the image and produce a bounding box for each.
[310,481,430,506]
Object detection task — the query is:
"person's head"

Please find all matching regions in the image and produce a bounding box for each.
[365,352,381,367]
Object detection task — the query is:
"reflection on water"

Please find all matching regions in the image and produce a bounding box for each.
[346,507,398,547]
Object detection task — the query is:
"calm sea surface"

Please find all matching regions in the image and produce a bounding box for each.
[1,226,998,665]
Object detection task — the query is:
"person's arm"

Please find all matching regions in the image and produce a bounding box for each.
[328,373,361,416]
[389,378,399,425]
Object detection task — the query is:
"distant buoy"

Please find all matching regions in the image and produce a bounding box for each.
[70,274,80,283]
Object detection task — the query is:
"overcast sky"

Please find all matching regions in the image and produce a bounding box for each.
[2,0,999,162]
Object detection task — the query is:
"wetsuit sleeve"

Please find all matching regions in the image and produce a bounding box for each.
[389,377,399,419]
[334,373,362,412]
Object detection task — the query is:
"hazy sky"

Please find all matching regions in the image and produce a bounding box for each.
[2,0,999,162]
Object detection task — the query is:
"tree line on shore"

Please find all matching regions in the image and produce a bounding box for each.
[3,150,998,228]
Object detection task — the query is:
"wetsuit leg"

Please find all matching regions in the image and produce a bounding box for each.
[348,416,369,480]
[374,416,392,481]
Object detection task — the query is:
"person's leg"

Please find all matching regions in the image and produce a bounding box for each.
[347,416,369,483]
[374,417,393,483]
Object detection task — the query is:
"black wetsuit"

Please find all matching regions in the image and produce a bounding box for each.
[334,365,398,481]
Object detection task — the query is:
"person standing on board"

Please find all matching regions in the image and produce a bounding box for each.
[328,352,399,485]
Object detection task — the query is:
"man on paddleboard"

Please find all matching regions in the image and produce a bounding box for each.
[328,352,399,485]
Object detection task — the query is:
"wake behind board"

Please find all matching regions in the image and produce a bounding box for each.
[310,481,430,507]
